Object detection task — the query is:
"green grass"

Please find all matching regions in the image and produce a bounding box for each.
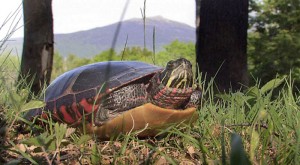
[0,59,299,164]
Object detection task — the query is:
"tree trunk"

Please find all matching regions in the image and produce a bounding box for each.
[19,0,54,95]
[196,0,249,92]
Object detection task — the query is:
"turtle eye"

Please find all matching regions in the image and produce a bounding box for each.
[166,60,175,68]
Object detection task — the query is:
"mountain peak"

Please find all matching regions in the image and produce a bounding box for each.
[147,15,167,21]
[126,16,193,28]
[128,16,177,23]
[8,16,195,57]
[127,16,166,23]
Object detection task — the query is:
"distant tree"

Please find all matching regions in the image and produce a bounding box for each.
[66,54,91,70]
[51,52,64,80]
[121,47,152,62]
[51,53,91,80]
[156,40,196,67]
[19,0,54,95]
[196,0,249,92]
[248,0,300,88]
[92,49,118,62]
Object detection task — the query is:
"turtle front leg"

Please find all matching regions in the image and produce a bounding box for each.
[95,83,147,126]
[185,88,202,108]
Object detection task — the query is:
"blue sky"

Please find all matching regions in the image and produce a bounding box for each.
[0,0,195,38]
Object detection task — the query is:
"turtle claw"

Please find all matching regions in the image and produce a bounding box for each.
[185,89,202,108]
[95,106,110,126]
[95,106,120,126]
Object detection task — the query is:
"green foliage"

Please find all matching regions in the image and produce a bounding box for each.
[248,0,300,88]
[8,141,38,165]
[121,46,153,62]
[91,144,100,165]
[92,49,118,62]
[74,134,92,145]
[51,52,92,80]
[156,40,196,67]
[51,52,64,80]
[0,54,19,84]
[22,132,56,151]
[201,77,300,164]
[66,54,91,70]
[49,40,196,81]
[2,86,44,127]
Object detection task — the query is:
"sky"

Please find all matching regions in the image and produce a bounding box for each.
[0,0,196,38]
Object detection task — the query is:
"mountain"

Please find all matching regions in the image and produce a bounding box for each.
[6,16,195,58]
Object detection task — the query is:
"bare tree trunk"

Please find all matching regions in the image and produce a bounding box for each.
[196,0,249,92]
[19,0,54,95]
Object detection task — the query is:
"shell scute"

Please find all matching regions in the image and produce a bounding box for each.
[74,88,97,103]
[55,94,75,110]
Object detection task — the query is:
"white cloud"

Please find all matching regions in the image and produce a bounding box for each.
[0,0,195,38]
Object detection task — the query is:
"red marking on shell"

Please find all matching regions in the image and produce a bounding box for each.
[71,102,82,121]
[79,98,99,114]
[79,95,101,114]
[48,108,65,123]
[60,106,75,124]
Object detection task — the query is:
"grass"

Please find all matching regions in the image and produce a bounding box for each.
[0,58,299,164]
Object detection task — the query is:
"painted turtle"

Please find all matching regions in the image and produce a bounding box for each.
[26,58,201,137]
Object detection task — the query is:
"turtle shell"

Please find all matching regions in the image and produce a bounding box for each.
[46,61,163,102]
[32,61,163,124]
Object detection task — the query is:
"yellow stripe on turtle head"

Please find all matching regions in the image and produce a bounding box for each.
[165,65,182,87]
[176,70,188,88]
[160,60,193,89]
[166,75,175,87]
[166,65,189,88]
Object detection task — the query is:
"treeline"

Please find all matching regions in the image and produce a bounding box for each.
[248,0,300,88]
[51,40,196,79]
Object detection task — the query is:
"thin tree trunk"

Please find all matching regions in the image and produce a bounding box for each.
[19,0,54,95]
[196,0,249,92]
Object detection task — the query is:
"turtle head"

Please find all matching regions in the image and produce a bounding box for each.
[159,58,193,89]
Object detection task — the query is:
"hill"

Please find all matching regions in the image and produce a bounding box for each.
[6,16,195,58]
